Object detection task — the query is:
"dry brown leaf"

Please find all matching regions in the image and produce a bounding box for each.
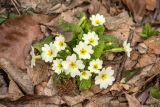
[0,58,34,94]
[110,82,131,92]
[0,73,8,97]
[137,54,156,68]
[144,36,160,55]
[19,0,42,9]
[44,76,58,96]
[27,60,51,85]
[86,95,127,107]
[122,0,157,23]
[8,79,24,101]
[0,15,52,70]
[145,96,160,106]
[145,0,157,11]
[125,94,141,107]
[106,10,134,41]
[19,0,90,14]
[0,95,61,107]
[126,60,160,93]
[47,0,90,14]
[62,90,94,106]
[88,0,110,17]
[122,0,146,23]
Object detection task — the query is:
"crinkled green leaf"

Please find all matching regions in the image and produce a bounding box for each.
[150,86,160,99]
[92,25,105,37]
[59,19,84,48]
[79,77,92,90]
[59,19,82,34]
[123,68,142,82]
[141,23,160,38]
[92,40,105,59]
[32,35,54,52]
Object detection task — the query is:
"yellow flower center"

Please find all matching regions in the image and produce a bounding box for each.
[100,73,107,80]
[58,41,64,47]
[57,63,62,69]
[95,20,101,25]
[80,48,87,55]
[69,62,76,69]
[93,64,98,69]
[88,38,95,44]
[81,71,87,77]
[47,49,53,56]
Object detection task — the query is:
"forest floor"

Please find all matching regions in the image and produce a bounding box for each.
[0,0,160,107]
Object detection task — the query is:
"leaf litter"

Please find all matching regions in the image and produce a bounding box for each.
[0,0,160,107]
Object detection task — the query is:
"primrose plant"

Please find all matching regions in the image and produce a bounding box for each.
[31,13,132,90]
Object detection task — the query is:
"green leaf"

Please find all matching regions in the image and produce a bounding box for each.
[80,19,91,33]
[55,72,70,81]
[109,48,125,52]
[123,68,142,82]
[150,86,160,99]
[0,13,7,24]
[22,8,34,15]
[92,40,105,59]
[59,19,82,34]
[79,12,87,19]
[32,36,54,52]
[92,25,105,37]
[141,23,160,39]
[58,49,72,60]
[79,77,92,90]
[102,35,120,50]
[0,12,18,24]
[59,19,84,48]
[8,13,18,19]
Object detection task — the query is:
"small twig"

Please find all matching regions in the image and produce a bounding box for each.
[153,0,160,20]
[10,0,21,15]
[116,28,134,82]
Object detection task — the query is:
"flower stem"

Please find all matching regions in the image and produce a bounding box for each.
[34,55,41,59]
[105,48,125,53]
[78,16,86,26]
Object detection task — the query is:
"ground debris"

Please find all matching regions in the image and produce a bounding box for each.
[0,0,160,106]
